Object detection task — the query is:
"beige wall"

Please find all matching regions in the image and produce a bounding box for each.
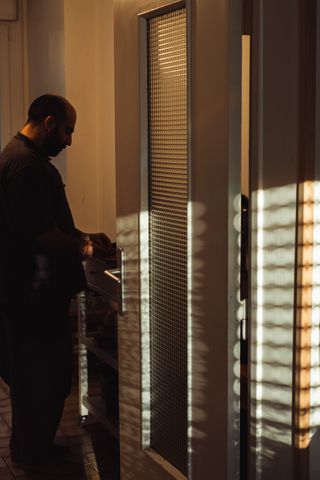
[26,0,67,180]
[64,0,116,238]
[25,0,116,238]
[0,14,25,148]
[26,0,65,99]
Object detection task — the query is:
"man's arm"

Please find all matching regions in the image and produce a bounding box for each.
[74,228,112,258]
[35,227,83,257]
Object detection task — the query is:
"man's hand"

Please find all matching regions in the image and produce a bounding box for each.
[89,232,112,257]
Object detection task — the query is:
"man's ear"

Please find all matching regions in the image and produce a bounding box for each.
[43,115,56,132]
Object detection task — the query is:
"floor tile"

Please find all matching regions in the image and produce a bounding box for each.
[0,466,14,479]
[55,434,95,456]
[85,452,98,471]
[0,437,10,447]
[3,456,27,477]
[2,413,12,428]
[0,390,8,401]
[83,463,101,479]
[0,337,119,479]
[0,402,12,414]
[0,444,11,457]
[59,419,87,437]
[0,417,10,438]
[0,381,9,397]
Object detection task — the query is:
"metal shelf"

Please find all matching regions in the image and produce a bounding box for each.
[85,256,119,310]
[78,253,120,438]
[82,395,119,439]
[79,334,118,370]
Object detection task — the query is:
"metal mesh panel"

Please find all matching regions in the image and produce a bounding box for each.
[148,8,188,475]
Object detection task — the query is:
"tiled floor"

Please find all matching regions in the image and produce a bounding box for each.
[0,376,119,479]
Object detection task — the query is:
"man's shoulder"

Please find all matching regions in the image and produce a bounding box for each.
[0,135,40,175]
[1,134,37,159]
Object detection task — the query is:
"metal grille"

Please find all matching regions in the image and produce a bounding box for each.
[148,8,188,475]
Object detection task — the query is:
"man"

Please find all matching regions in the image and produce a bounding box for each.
[0,94,111,475]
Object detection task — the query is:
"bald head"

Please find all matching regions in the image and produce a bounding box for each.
[21,94,76,157]
[27,94,75,126]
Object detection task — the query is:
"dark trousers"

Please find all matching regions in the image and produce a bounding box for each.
[0,296,73,463]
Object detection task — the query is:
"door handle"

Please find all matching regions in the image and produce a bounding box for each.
[103,268,121,284]
[103,247,124,315]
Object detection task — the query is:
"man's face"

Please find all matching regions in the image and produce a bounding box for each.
[43,107,76,157]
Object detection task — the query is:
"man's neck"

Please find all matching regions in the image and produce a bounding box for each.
[20,124,45,151]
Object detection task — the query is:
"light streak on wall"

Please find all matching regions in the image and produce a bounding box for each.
[294,181,313,449]
[310,182,320,429]
[293,181,320,449]
[140,209,151,448]
[251,183,297,475]
[256,188,264,438]
[251,181,320,476]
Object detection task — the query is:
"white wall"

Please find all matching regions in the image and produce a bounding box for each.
[25,0,116,238]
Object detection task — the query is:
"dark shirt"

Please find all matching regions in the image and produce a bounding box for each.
[0,133,86,305]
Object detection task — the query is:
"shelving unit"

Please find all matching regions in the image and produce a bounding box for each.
[78,254,119,439]
[82,395,119,439]
[79,334,118,370]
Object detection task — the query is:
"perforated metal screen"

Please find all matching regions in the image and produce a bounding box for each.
[148,8,188,475]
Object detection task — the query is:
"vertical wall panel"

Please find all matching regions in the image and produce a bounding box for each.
[249,1,320,479]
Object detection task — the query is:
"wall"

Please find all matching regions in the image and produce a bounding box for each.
[26,0,65,98]
[26,0,67,180]
[25,0,116,238]
[0,0,26,148]
[248,1,318,479]
[64,0,116,238]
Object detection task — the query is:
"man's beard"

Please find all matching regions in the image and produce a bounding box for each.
[43,131,65,157]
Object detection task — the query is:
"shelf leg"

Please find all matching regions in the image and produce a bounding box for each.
[78,290,89,418]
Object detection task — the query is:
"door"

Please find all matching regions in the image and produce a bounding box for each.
[114,1,242,479]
